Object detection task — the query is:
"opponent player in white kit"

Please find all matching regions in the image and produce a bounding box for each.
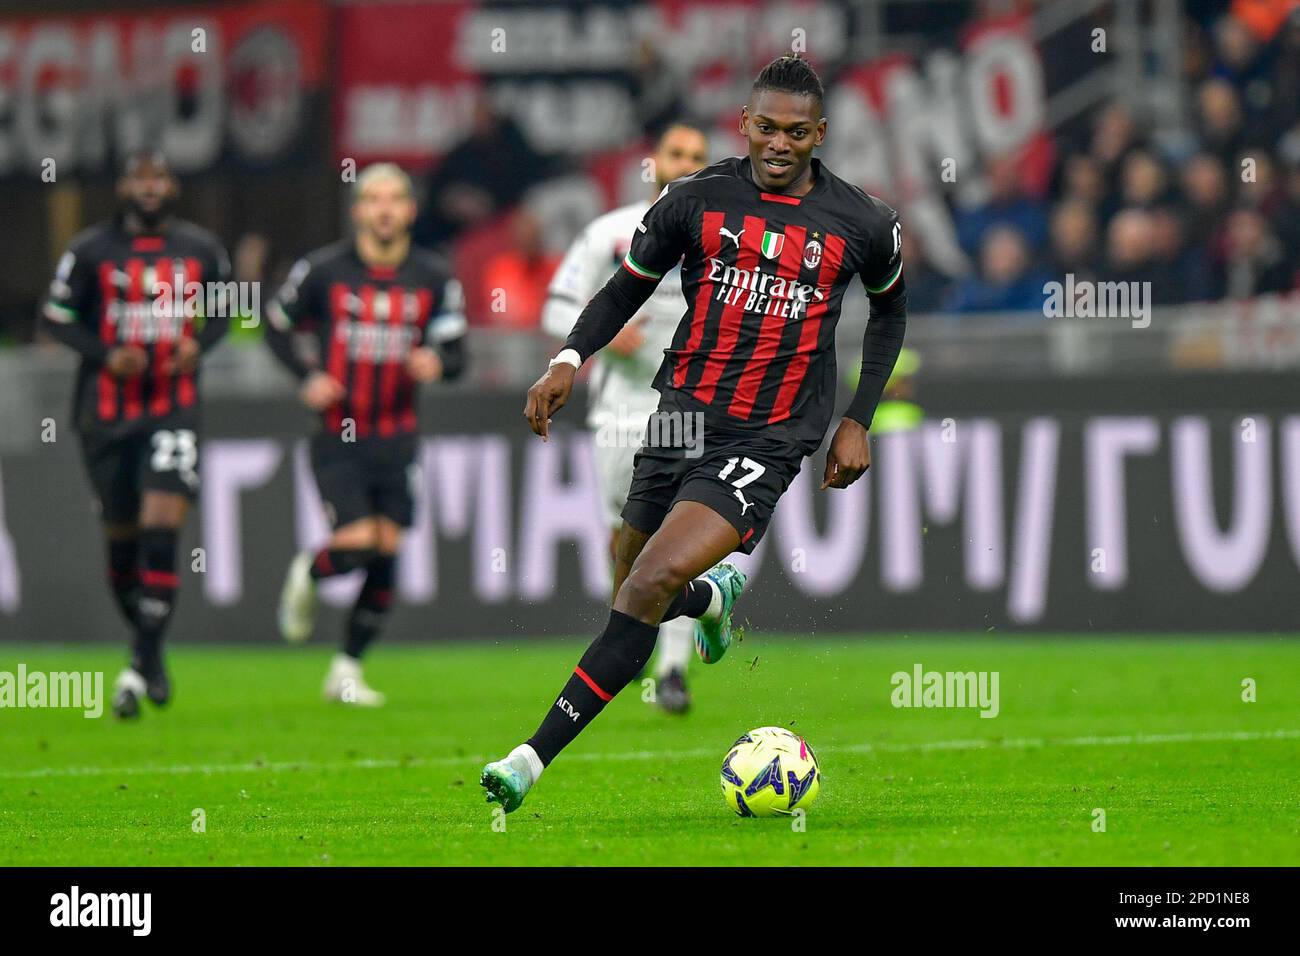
[541,123,710,713]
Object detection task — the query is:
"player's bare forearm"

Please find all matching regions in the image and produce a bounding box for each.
[821,417,871,490]
[523,362,576,441]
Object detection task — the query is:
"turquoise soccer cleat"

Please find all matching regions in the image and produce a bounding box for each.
[693,562,747,664]
[480,758,532,814]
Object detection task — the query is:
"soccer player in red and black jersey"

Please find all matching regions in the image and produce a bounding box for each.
[265,163,467,706]
[481,55,907,811]
[42,150,231,718]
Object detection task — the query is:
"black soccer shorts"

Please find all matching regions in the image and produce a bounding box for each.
[310,432,420,529]
[621,432,803,554]
[79,416,201,524]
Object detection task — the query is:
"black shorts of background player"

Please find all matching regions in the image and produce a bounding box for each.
[264,162,467,706]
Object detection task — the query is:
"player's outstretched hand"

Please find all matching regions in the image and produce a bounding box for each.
[821,417,871,490]
[524,363,576,441]
[105,345,149,378]
[162,337,201,375]
[406,346,444,383]
[300,371,346,411]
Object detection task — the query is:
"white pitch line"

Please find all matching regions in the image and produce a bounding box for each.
[2,728,1297,782]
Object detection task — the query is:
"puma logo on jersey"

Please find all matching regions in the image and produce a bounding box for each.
[556,696,580,721]
[719,226,744,248]
[733,489,756,516]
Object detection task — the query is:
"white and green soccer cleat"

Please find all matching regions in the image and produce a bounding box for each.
[480,757,534,814]
[693,562,747,664]
[277,551,317,644]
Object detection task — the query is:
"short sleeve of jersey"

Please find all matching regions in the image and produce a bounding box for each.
[267,256,321,332]
[860,207,904,297]
[622,184,691,282]
[43,238,97,326]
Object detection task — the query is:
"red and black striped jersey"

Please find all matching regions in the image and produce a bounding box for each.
[43,218,231,437]
[623,156,903,453]
[266,241,467,438]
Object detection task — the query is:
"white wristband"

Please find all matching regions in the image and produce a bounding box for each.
[548,348,582,371]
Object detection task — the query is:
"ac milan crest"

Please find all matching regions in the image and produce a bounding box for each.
[803,238,823,269]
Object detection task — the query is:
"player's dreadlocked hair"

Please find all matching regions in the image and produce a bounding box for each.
[751,54,824,111]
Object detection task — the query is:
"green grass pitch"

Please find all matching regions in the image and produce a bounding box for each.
[1,635,1297,866]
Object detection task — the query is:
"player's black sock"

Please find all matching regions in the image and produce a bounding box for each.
[134,528,179,677]
[310,547,378,580]
[344,554,395,660]
[660,578,714,622]
[525,609,659,766]
[106,537,140,627]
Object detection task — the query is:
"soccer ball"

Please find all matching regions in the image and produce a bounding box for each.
[720,726,821,817]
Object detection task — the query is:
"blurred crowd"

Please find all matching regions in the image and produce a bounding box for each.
[10,0,1300,346]
[905,3,1300,315]
[410,40,679,332]
[428,1,1300,325]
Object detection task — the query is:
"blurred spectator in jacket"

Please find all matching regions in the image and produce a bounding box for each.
[415,95,552,249]
[1104,209,1184,304]
[1151,207,1215,301]
[1196,78,1248,163]
[629,38,687,137]
[1181,152,1232,246]
[479,211,561,329]
[955,155,1049,256]
[1059,153,1116,222]
[1090,103,1141,190]
[1120,150,1175,209]
[1211,9,1294,136]
[1235,148,1284,213]
[1211,12,1269,88]
[895,229,948,314]
[1272,139,1300,261]
[943,226,1049,314]
[1048,199,1100,282]
[1218,206,1295,297]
